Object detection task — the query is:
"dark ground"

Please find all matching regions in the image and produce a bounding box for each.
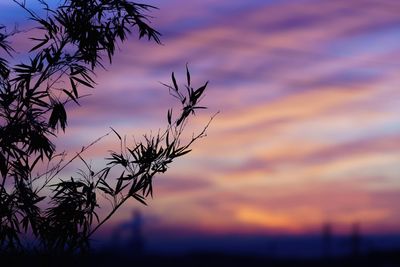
[2,249,400,267]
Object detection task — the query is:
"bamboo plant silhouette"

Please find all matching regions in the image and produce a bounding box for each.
[0,0,213,253]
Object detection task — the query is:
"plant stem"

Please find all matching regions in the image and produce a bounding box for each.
[87,195,129,239]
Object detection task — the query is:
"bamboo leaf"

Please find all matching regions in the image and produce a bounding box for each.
[172,72,178,91]
[62,89,80,105]
[186,64,191,86]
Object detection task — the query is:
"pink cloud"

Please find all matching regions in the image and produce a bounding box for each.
[6,0,400,236]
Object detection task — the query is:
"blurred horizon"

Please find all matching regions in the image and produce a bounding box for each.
[1,0,400,253]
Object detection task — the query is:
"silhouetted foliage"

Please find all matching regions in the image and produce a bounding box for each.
[0,0,212,254]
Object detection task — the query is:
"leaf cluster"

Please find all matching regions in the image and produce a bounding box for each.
[0,0,212,255]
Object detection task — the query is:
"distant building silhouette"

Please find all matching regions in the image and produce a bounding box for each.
[322,222,332,259]
[350,222,361,258]
[129,210,145,255]
[111,210,145,255]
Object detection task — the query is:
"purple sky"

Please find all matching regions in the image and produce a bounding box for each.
[1,0,400,239]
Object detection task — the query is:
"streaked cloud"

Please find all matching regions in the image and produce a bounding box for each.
[3,0,400,236]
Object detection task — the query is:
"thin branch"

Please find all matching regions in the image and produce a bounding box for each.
[86,195,129,239]
[36,130,112,193]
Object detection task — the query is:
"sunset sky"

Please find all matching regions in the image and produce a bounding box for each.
[1,0,400,246]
